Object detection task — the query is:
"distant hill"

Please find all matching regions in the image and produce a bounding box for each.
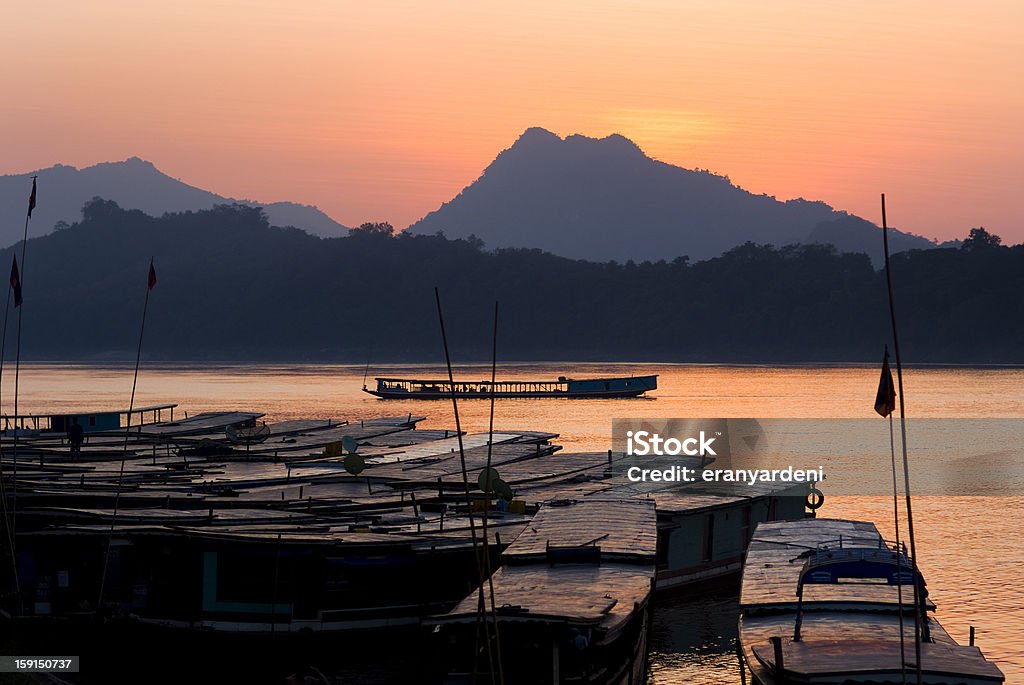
[407,128,936,262]
[0,158,349,247]
[3,200,1020,363]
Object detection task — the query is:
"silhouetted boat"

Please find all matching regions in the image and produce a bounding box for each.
[363,374,658,399]
[431,499,656,685]
[738,518,1004,684]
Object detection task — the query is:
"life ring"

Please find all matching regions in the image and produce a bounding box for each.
[806,486,825,511]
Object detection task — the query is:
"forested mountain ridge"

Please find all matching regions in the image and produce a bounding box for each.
[3,200,1017,363]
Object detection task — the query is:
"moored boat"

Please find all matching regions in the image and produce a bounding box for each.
[363,374,658,399]
[430,499,657,685]
[738,518,1004,684]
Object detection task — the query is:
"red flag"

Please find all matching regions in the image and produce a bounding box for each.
[148,259,157,290]
[10,256,22,308]
[27,177,37,218]
[874,348,897,417]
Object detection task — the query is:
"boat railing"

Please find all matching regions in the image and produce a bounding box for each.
[811,535,908,565]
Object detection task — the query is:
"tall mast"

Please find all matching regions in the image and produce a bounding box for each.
[881,194,925,685]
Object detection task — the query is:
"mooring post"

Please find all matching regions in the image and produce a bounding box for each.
[770,636,785,673]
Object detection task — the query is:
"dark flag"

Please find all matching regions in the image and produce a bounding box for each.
[874,347,897,417]
[28,177,37,218]
[10,256,22,308]
[148,259,157,290]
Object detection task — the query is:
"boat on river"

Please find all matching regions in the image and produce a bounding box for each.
[738,518,1004,684]
[363,374,658,399]
[430,499,656,685]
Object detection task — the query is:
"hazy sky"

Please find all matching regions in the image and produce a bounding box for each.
[2,0,1021,241]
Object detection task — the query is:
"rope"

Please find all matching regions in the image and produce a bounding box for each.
[361,341,374,390]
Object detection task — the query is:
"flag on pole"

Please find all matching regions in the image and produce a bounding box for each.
[148,259,157,290]
[10,256,22,308]
[874,347,897,417]
[28,177,37,218]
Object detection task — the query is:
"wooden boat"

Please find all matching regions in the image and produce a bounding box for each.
[4,403,820,653]
[3,417,557,633]
[738,518,1004,684]
[430,498,656,685]
[363,374,658,399]
[650,482,809,590]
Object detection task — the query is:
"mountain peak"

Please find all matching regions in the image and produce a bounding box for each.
[83,157,159,174]
[122,156,157,169]
[510,128,645,157]
[408,128,933,263]
[488,128,649,179]
[0,158,349,246]
[565,132,645,157]
[518,126,560,140]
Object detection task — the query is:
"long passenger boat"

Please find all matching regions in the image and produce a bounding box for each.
[738,518,1004,684]
[430,499,657,685]
[363,374,658,399]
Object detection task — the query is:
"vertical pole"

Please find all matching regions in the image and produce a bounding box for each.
[0,287,16,594]
[889,409,908,684]
[434,288,494,684]
[10,187,34,546]
[97,260,153,609]
[881,194,924,685]
[482,301,504,685]
[770,636,785,674]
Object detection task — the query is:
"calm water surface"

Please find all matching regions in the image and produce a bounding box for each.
[7,362,1022,682]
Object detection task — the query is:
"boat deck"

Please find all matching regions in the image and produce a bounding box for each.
[739,518,1004,684]
[503,498,657,562]
[438,499,657,637]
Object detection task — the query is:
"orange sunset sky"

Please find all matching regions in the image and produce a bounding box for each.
[2,0,1021,241]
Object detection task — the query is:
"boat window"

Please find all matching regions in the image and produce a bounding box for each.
[656,529,671,568]
[702,513,715,561]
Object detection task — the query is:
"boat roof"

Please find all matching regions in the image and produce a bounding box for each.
[741,518,930,611]
[437,498,657,629]
[439,563,654,628]
[1,403,178,419]
[504,498,658,562]
[373,374,657,383]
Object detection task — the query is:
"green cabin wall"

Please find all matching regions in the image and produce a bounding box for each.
[663,495,807,571]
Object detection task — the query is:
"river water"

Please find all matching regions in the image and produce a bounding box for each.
[7,362,1022,682]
